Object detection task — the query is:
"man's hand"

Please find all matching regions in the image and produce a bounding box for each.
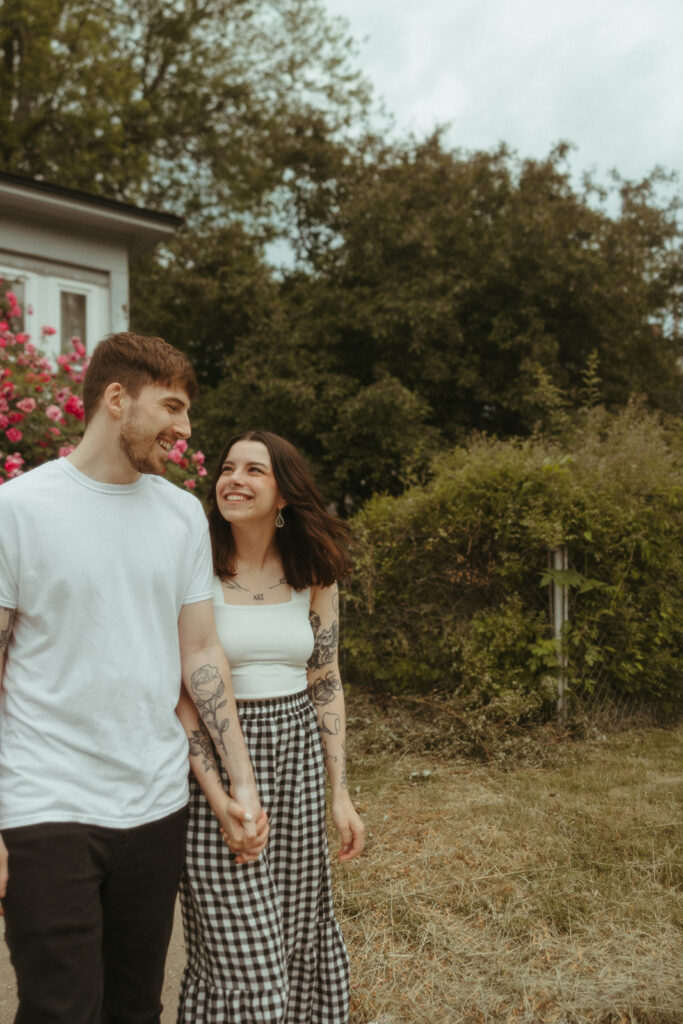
[0,832,8,911]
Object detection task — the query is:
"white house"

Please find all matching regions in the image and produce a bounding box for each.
[0,172,181,360]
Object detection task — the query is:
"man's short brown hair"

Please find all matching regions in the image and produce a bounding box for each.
[82,332,198,424]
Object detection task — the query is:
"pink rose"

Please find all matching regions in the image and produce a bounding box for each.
[8,412,23,424]
[0,414,9,429]
[16,397,36,413]
[166,449,184,464]
[58,445,75,457]
[14,333,29,344]
[172,439,188,454]
[64,395,84,420]
[49,426,61,436]
[41,326,57,336]
[46,405,63,421]
[183,479,196,490]
[191,451,205,465]
[4,453,24,475]
[6,427,23,442]
[197,466,207,477]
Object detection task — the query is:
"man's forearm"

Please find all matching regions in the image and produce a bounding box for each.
[0,608,16,897]
[0,607,16,690]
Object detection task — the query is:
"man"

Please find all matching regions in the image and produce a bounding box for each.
[0,332,266,1023]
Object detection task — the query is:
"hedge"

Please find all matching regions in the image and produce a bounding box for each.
[344,405,683,717]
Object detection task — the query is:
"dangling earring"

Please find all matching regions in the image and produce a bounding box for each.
[275,508,285,528]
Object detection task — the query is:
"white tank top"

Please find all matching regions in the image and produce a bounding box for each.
[212,577,314,699]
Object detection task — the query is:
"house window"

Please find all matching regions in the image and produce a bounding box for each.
[60,290,87,353]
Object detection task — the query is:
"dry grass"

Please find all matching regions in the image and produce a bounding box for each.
[334,696,682,1024]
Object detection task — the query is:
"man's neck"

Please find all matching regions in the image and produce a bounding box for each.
[67,430,141,485]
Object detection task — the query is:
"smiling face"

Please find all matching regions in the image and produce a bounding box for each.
[215,439,284,526]
[118,382,191,475]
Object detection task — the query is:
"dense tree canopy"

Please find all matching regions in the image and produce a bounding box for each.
[3,0,682,509]
[0,0,370,218]
[130,223,281,384]
[287,136,683,437]
[130,138,682,508]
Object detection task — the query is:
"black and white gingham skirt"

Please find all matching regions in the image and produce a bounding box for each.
[177,690,350,1023]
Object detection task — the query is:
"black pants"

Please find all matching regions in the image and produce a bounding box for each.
[1,806,188,1024]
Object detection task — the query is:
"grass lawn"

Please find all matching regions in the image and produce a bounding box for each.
[336,698,681,1024]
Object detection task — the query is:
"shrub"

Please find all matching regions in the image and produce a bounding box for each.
[0,283,208,493]
[345,405,683,714]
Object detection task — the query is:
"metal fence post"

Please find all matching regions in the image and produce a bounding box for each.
[550,546,569,724]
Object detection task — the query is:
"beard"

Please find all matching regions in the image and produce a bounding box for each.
[119,412,164,475]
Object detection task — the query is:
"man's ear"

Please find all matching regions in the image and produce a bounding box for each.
[102,382,127,420]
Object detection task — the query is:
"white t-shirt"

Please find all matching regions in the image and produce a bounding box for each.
[0,458,213,830]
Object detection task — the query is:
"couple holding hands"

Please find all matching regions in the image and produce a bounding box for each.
[0,331,364,1023]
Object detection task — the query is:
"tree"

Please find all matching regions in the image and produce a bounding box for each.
[129,136,682,509]
[287,135,683,437]
[130,223,280,386]
[0,0,370,219]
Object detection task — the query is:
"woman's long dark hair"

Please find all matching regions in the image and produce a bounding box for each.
[207,430,352,590]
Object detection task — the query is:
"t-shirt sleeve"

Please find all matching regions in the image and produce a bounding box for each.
[182,503,214,605]
[0,500,19,609]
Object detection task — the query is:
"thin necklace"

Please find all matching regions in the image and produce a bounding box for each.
[223,576,287,602]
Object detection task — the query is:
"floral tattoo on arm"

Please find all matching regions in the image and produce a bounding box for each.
[307,601,348,790]
[307,612,342,704]
[187,717,219,776]
[307,611,338,671]
[190,664,230,759]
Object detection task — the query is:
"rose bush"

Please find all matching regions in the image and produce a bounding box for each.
[0,283,207,493]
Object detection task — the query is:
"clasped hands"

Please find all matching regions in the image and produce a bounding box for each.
[216,790,269,865]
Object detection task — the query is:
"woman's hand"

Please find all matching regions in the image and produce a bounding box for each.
[331,791,365,862]
[216,795,269,864]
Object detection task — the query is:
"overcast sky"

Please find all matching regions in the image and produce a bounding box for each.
[326,0,682,185]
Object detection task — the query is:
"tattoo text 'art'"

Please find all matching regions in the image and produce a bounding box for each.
[190,664,230,757]
[0,608,17,651]
[307,611,338,671]
[187,718,218,776]
[224,577,287,602]
[309,668,342,706]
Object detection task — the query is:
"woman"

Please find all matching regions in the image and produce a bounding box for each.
[176,430,365,1024]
